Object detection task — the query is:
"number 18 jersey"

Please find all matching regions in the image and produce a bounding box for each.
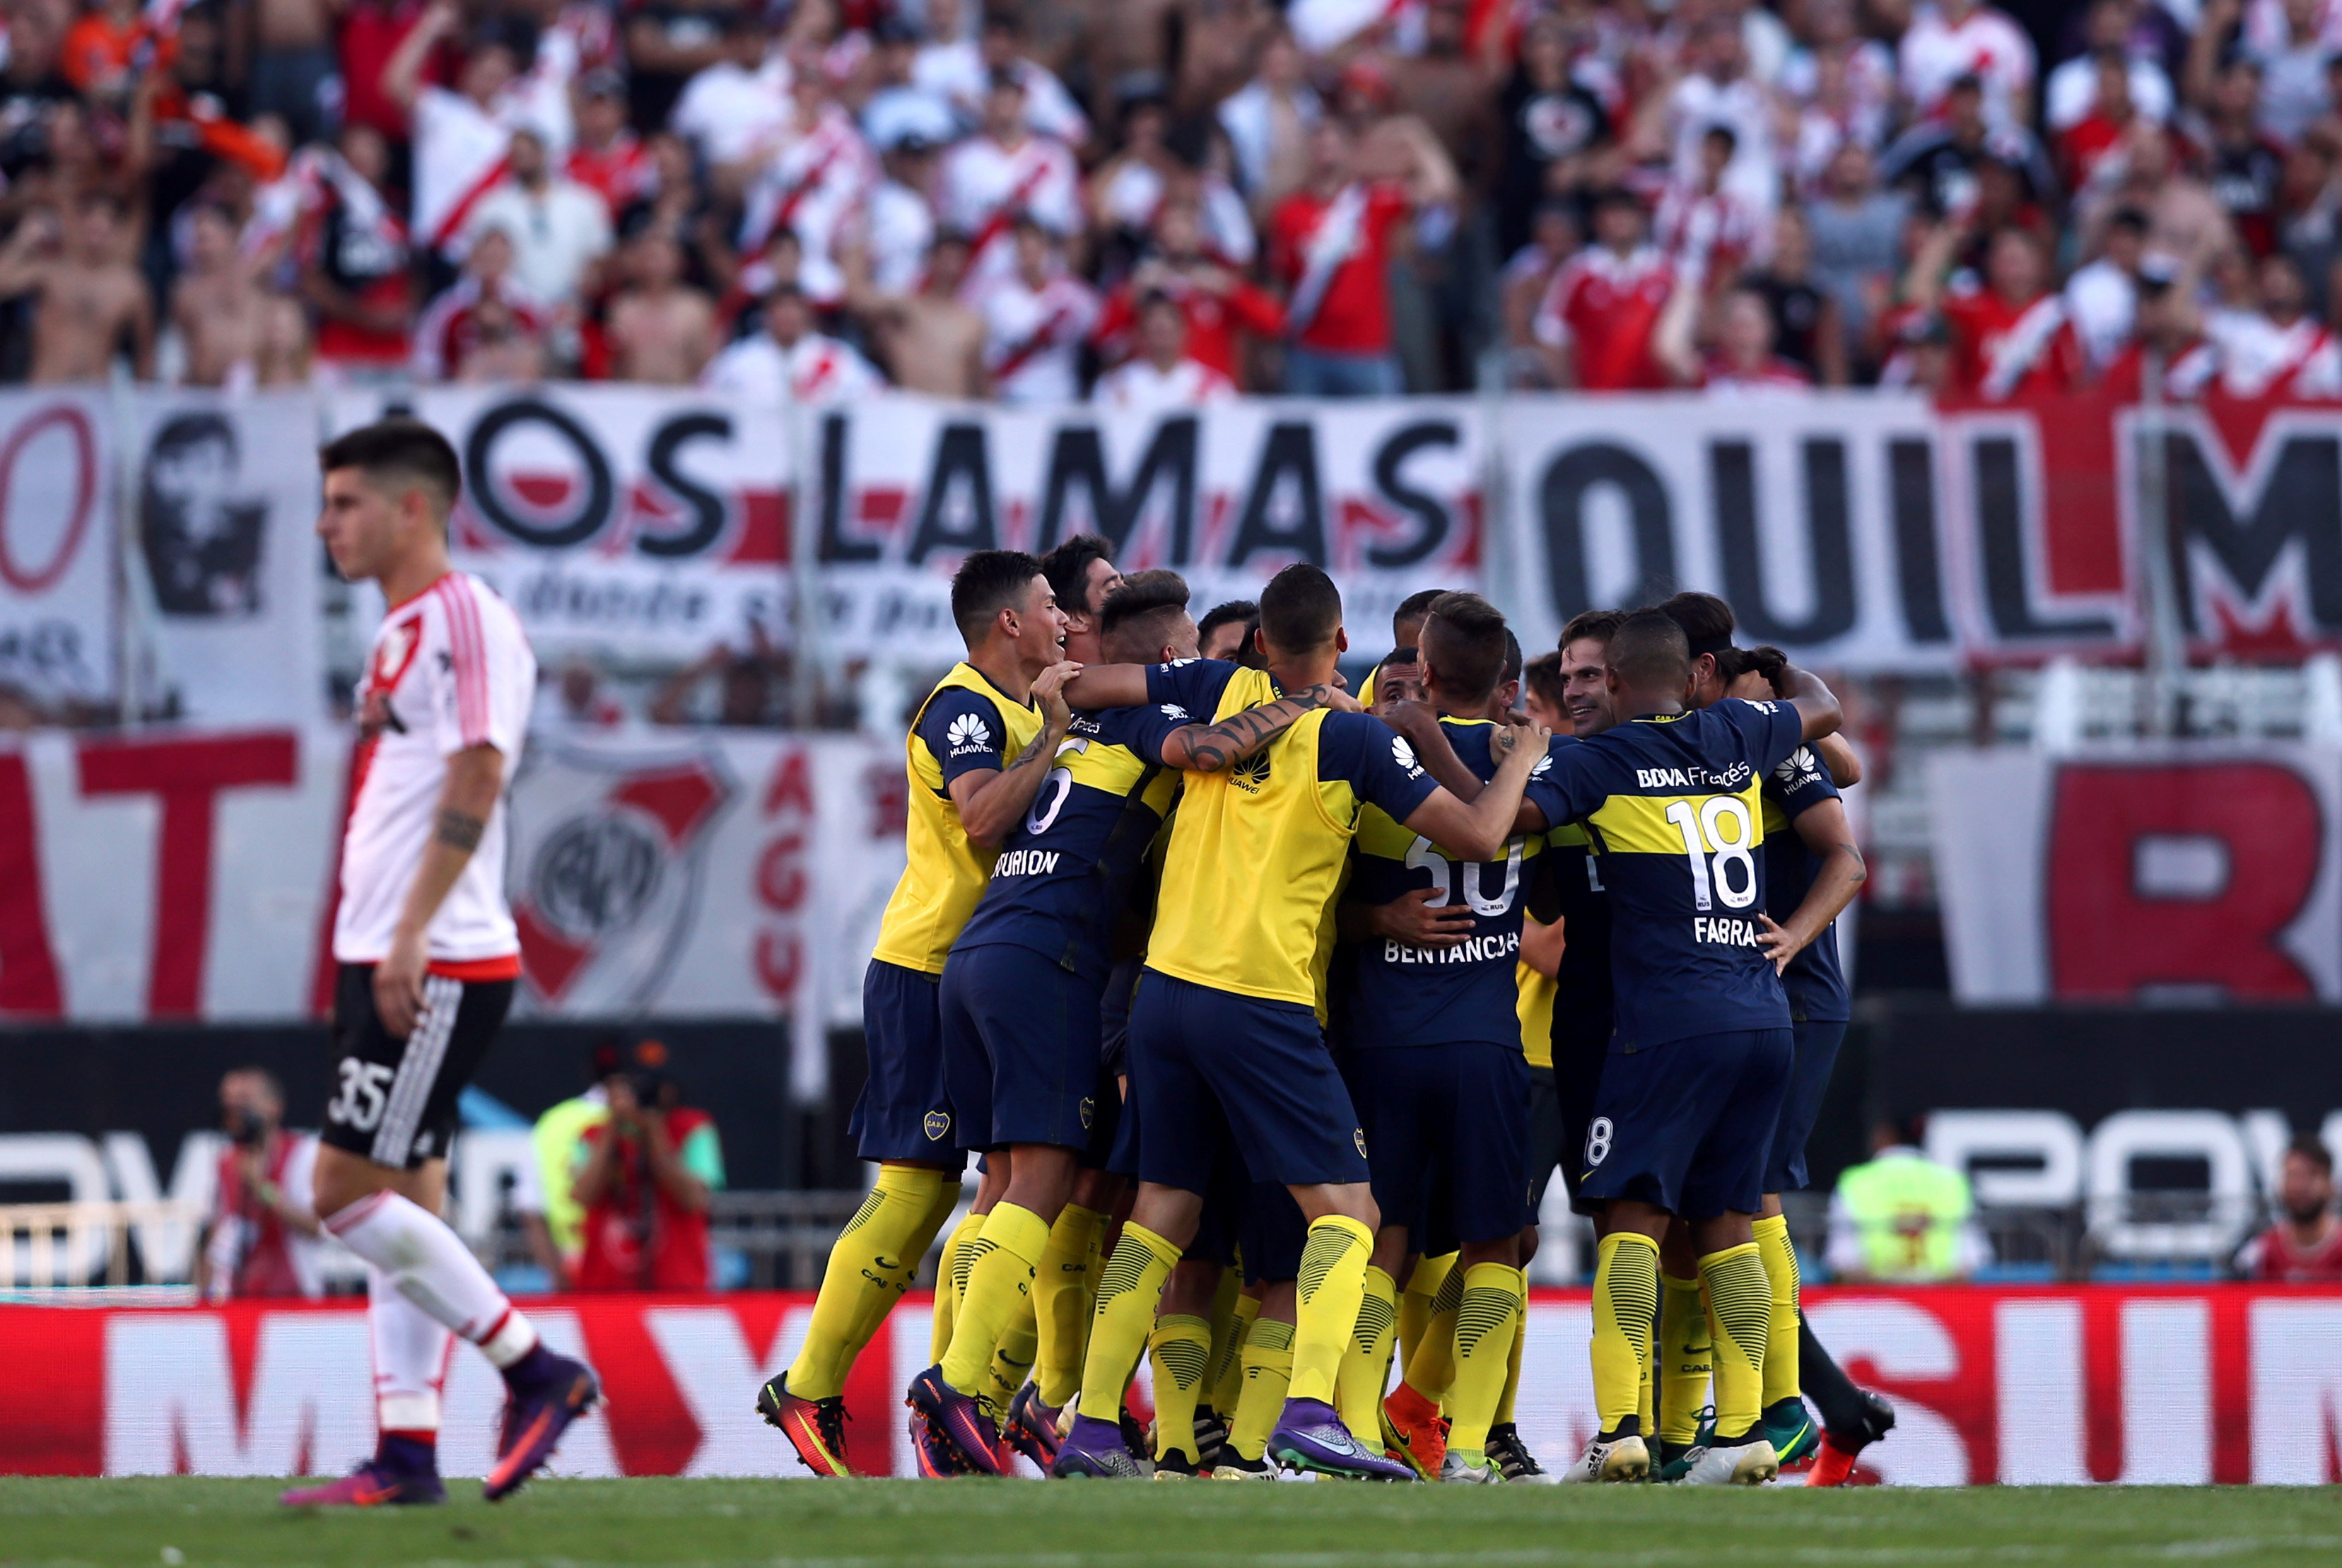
[1535,701,1806,1049]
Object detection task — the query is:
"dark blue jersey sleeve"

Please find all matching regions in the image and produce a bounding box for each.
[1767,742,1842,821]
[1720,697,1808,778]
[1094,701,1189,766]
[1525,733,1614,826]
[1318,711,1439,821]
[918,687,1009,787]
[1144,657,1241,720]
[1523,735,1581,830]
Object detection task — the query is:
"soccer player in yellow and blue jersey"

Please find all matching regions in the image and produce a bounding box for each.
[1333,593,1577,1485]
[1046,564,1549,1482]
[908,573,1355,1476]
[758,550,1075,1478]
[1529,609,1844,1487]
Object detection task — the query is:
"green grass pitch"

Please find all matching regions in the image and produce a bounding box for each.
[5,1479,2342,1568]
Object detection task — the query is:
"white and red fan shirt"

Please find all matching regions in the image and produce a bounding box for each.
[411,275,551,380]
[410,89,522,254]
[1533,242,1675,391]
[2204,308,2342,399]
[737,103,878,304]
[982,270,1101,404]
[1652,181,1765,279]
[937,132,1082,291]
[566,129,655,217]
[335,572,537,973]
[1267,180,1410,355]
[1944,283,2085,399]
[701,330,886,403]
[671,56,794,168]
[1699,353,1813,394]
[1095,356,1237,412]
[1898,1,2037,119]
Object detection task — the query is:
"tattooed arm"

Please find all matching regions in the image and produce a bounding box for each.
[374,742,505,1039]
[1156,682,1354,773]
[948,661,1081,850]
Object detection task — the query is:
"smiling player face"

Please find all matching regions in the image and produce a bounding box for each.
[1010,573,1071,668]
[1560,636,1615,735]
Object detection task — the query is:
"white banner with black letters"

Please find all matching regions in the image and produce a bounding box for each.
[0,390,115,705]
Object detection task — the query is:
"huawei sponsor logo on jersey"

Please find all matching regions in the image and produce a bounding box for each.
[1231,752,1271,793]
[945,713,993,759]
[1391,736,1424,779]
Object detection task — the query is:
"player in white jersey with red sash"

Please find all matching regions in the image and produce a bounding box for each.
[281,419,597,1511]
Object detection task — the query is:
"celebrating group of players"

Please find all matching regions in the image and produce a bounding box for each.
[756,537,1901,1487]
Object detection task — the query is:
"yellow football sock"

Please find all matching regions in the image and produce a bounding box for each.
[1147,1314,1213,1462]
[1289,1216,1372,1408]
[1210,1292,1260,1419]
[1335,1265,1398,1440]
[1591,1231,1660,1434]
[1032,1203,1104,1410]
[786,1166,949,1401]
[929,1207,985,1365]
[1201,1265,1241,1410]
[1397,1252,1456,1378]
[1656,1273,1711,1444]
[1494,1306,1524,1427]
[1073,1222,1181,1422]
[1699,1242,1771,1443]
[1446,1263,1526,1455]
[1402,1256,1464,1403]
[1230,1317,1294,1461]
[985,1296,1039,1417]
[1752,1213,1802,1408]
[939,1203,1048,1398]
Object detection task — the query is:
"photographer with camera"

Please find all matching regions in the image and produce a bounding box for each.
[572,1041,724,1292]
[194,1067,324,1301]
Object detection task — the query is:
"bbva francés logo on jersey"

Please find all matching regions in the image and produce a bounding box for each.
[945,713,993,758]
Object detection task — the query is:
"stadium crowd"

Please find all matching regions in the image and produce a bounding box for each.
[4,0,2338,402]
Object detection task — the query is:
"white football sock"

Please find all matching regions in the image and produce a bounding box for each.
[370,1264,453,1434]
[327,1190,539,1369]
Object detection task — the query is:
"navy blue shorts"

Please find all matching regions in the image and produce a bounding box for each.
[1576,1027,1792,1221]
[1127,969,1370,1193]
[850,959,964,1164]
[1082,1058,1125,1171]
[1764,1019,1848,1194]
[1526,1064,1565,1217]
[1345,1042,1530,1249]
[1550,1025,1610,1215]
[1183,1152,1251,1268]
[939,942,1103,1152]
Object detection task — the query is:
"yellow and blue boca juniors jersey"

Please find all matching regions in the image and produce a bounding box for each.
[1535,700,1808,1049]
[1761,742,1850,1025]
[951,703,1187,985]
[1142,657,1439,1014]
[1342,717,1573,1051]
[870,663,1047,976]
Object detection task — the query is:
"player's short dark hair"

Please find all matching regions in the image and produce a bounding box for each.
[1561,607,1629,650]
[320,418,463,517]
[950,549,1046,647]
[1523,650,1565,710]
[1040,532,1116,618]
[1258,563,1343,655]
[1719,643,1788,688]
[1608,609,1691,691]
[1393,587,1446,640]
[1657,590,1736,660]
[1419,591,1509,703]
[1099,569,1190,660]
[2290,1134,2336,1176]
[1503,628,1522,685]
[1198,598,1255,645]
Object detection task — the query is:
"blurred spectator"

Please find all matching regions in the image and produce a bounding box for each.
[2065,206,2150,370]
[2059,50,2148,191]
[2080,124,2234,273]
[1499,202,1577,386]
[195,1067,323,1301]
[652,626,795,724]
[573,1043,724,1292]
[1780,0,1897,184]
[1880,74,2056,223]
[414,224,549,380]
[2203,250,2342,394]
[170,203,309,386]
[850,229,989,395]
[670,10,790,175]
[1899,0,2037,125]
[567,73,657,218]
[1096,289,1237,409]
[937,68,1082,293]
[859,132,943,293]
[1806,143,1909,368]
[1826,1118,1990,1282]
[861,18,959,155]
[1652,12,1779,223]
[705,277,883,400]
[915,4,1089,148]
[607,230,718,383]
[2234,0,2334,146]
[383,2,565,262]
[1657,282,1814,391]
[1494,13,1611,259]
[1744,207,1845,382]
[532,1041,617,1280]
[466,129,614,310]
[981,215,1099,402]
[736,49,877,305]
[1217,26,1320,215]
[0,197,156,382]
[2047,0,2174,133]
[545,662,628,730]
[1911,223,2086,399]
[2235,1135,2342,1281]
[293,126,418,378]
[1386,0,1501,187]
[2181,53,2288,259]
[250,0,344,147]
[1655,124,1766,283]
[1532,185,1673,390]
[1096,199,1283,387]
[1269,117,1456,395]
